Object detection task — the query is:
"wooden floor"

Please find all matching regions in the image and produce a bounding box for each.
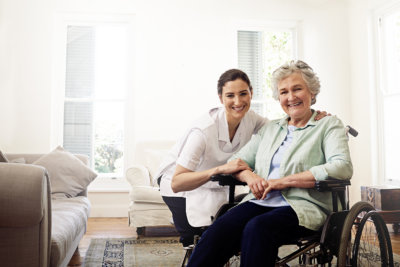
[67,217,136,267]
[67,217,400,267]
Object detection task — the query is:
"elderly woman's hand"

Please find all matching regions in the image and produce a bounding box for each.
[261,178,287,200]
[236,170,268,200]
[261,171,316,199]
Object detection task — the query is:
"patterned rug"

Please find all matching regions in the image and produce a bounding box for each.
[83,237,185,267]
[278,244,400,266]
[84,237,400,267]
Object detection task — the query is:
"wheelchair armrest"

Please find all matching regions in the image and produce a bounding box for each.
[315,177,351,212]
[314,177,351,192]
[210,173,247,186]
[210,174,247,204]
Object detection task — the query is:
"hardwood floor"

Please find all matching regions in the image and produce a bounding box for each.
[67,217,136,267]
[68,217,400,267]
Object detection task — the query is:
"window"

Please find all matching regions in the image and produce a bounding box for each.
[375,6,400,185]
[237,26,297,119]
[63,22,129,178]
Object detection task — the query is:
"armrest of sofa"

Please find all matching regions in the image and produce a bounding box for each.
[126,164,152,187]
[0,163,51,227]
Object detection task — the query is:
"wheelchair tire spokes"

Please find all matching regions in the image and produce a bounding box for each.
[352,210,394,267]
[337,201,374,266]
[337,201,394,267]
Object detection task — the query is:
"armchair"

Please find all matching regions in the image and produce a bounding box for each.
[126,140,177,235]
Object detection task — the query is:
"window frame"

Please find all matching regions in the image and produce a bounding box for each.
[52,13,136,183]
[234,20,301,119]
[372,3,400,186]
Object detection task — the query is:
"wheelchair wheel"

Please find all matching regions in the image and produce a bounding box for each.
[337,201,393,266]
[352,210,393,266]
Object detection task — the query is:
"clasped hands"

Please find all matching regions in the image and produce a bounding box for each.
[218,159,285,200]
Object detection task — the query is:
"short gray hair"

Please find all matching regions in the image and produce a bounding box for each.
[271,60,320,105]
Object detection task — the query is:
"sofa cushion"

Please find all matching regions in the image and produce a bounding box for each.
[33,146,97,198]
[0,150,8,162]
[51,196,91,267]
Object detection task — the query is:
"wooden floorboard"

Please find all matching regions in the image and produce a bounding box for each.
[67,217,136,267]
[68,217,400,267]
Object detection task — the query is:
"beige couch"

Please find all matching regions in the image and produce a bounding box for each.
[0,153,93,267]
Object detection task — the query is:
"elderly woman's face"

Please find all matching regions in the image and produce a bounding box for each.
[278,72,314,121]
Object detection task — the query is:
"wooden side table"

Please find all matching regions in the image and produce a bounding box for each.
[374,210,400,234]
[361,185,400,234]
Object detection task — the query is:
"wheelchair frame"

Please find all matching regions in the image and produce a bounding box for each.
[182,174,394,267]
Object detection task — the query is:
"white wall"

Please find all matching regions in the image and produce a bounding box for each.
[0,0,352,151]
[1,0,362,215]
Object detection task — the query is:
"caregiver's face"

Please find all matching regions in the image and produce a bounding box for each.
[219,79,252,124]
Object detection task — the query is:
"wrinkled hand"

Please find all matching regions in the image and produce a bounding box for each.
[315,110,331,121]
[237,170,268,200]
[218,159,252,174]
[260,178,286,200]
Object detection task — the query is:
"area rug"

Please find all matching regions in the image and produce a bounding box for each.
[278,244,400,266]
[83,237,185,267]
[84,237,400,267]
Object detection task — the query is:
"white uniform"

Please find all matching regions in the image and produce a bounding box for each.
[157,107,268,227]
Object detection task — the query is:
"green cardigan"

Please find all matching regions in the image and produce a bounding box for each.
[230,111,353,231]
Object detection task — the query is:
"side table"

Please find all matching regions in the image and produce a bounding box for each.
[361,185,400,234]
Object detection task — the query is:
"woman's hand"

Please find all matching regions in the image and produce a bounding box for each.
[215,159,252,175]
[236,170,268,200]
[314,110,331,121]
[260,178,286,200]
[261,172,316,199]
[171,159,251,193]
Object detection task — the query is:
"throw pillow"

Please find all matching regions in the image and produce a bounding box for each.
[33,146,97,198]
[0,150,9,162]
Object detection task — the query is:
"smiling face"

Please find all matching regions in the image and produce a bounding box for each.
[278,72,314,126]
[219,78,252,125]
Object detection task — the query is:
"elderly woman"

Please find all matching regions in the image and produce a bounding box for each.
[186,60,353,267]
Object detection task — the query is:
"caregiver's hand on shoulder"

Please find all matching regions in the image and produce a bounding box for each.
[314,110,331,121]
[236,170,268,200]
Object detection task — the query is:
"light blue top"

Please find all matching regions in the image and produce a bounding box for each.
[250,125,297,207]
[230,111,353,231]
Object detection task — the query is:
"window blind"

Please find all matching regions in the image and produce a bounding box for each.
[237,31,263,99]
[63,26,95,160]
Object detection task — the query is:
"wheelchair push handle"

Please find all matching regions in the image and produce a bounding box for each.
[346,125,358,137]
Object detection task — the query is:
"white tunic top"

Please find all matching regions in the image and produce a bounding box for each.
[157,107,268,227]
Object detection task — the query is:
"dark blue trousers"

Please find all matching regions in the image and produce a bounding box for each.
[187,201,316,267]
[162,196,203,247]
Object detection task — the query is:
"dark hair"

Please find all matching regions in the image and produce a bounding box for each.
[217,69,252,95]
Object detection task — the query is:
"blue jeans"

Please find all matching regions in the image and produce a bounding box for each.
[187,201,316,267]
[162,196,203,247]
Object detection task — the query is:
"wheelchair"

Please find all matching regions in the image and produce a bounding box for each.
[182,174,394,267]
